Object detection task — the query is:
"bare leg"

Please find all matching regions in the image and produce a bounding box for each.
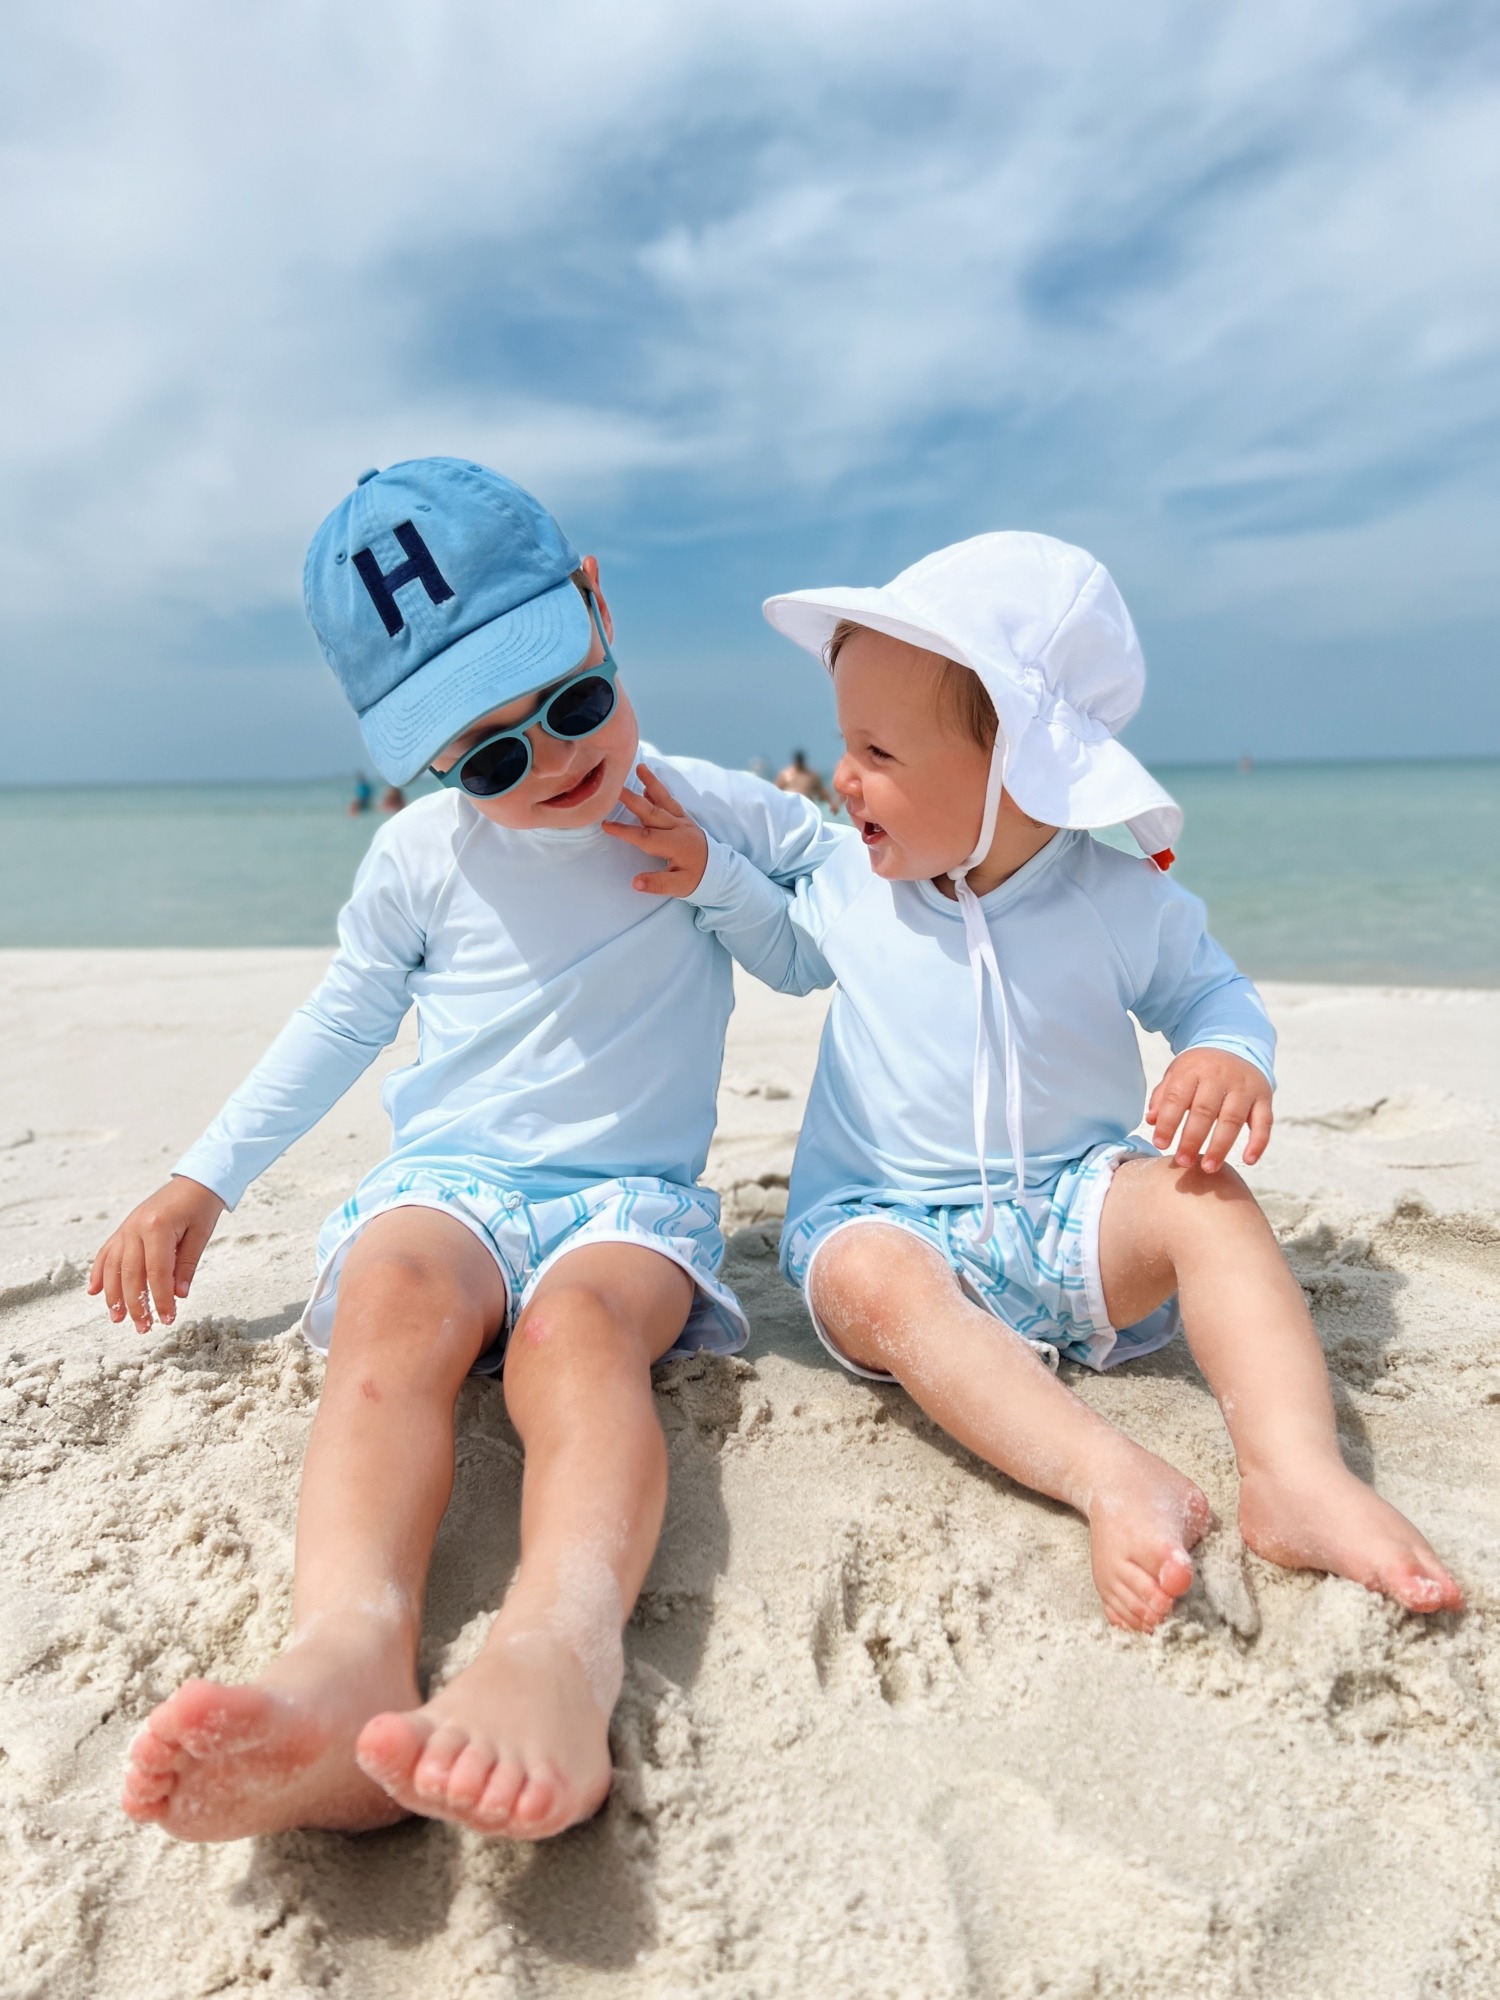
[122,1207,505,1840]
[355,1242,693,1839]
[810,1223,1212,1631]
[1098,1157,1463,1612]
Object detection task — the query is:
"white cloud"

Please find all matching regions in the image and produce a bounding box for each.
[1,0,1497,775]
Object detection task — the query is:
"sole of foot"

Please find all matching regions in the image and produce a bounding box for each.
[355,1629,614,1841]
[1239,1462,1464,1613]
[122,1676,413,1842]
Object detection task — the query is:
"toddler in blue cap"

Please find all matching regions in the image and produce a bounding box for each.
[94,459,842,1844]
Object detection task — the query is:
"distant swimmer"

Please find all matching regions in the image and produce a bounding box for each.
[348,773,373,815]
[775,749,833,810]
[379,785,406,813]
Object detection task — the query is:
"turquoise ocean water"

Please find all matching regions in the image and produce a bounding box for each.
[1,760,1495,984]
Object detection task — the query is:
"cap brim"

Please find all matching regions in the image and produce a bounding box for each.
[358,578,595,785]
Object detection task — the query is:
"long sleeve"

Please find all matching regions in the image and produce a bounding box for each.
[686,839,836,996]
[1128,877,1277,1085]
[173,829,426,1206]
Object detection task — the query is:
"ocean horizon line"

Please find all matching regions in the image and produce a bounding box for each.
[2,748,1498,797]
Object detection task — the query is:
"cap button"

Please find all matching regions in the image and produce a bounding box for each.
[356,467,380,485]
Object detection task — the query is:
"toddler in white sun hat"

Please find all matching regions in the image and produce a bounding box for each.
[624,531,1462,1630]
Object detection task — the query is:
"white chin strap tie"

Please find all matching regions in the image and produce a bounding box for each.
[950,743,1025,1246]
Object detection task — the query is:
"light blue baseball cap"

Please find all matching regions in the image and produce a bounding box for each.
[304,458,594,785]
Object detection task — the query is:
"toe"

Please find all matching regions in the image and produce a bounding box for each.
[1388,1560,1464,1614]
[444,1740,499,1814]
[356,1709,430,1791]
[411,1724,469,1799]
[474,1757,526,1828]
[1157,1546,1195,1599]
[128,1727,179,1776]
[123,1788,171,1823]
[1120,1559,1177,1628]
[510,1768,559,1835]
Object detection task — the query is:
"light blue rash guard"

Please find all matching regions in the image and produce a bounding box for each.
[174,753,843,1209]
[684,826,1277,1236]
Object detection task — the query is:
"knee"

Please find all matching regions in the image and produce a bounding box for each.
[812,1216,940,1360]
[1165,1159,1256,1208]
[510,1280,618,1365]
[816,1219,927,1295]
[330,1251,487,1386]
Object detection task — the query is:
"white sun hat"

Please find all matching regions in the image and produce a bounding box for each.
[764,531,1181,1243]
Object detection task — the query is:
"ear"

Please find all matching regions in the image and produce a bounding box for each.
[579,554,614,645]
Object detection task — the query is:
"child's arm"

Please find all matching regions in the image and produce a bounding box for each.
[606,765,838,996]
[1124,873,1277,1175]
[88,828,425,1331]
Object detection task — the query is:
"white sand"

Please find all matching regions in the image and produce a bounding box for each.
[2,951,1498,1999]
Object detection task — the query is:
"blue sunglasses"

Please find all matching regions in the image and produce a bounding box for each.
[433,594,620,799]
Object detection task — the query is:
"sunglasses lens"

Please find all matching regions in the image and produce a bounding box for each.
[459,736,530,797]
[547,675,616,739]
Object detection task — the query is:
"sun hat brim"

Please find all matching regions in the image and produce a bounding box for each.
[359,577,595,785]
[763,586,962,668]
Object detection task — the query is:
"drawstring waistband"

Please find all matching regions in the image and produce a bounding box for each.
[953,870,1025,1245]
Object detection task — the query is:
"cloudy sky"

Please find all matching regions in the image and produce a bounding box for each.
[3,0,1497,783]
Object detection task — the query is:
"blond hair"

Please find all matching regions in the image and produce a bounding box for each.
[826,618,997,752]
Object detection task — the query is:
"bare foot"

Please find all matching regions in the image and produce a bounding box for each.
[1082,1442,1214,1632]
[1239,1458,1464,1612]
[121,1612,418,1841]
[356,1622,617,1840]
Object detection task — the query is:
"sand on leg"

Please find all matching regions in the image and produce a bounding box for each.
[121,1206,506,1840]
[355,1241,692,1839]
[1097,1157,1463,1613]
[809,1222,1211,1631]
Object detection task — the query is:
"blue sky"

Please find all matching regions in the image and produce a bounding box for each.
[2,0,1497,783]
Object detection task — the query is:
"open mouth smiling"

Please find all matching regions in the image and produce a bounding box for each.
[539,760,606,810]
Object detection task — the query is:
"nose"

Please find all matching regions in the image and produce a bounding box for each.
[526,723,574,775]
[832,752,859,805]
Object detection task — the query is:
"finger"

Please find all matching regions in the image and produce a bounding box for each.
[636,764,685,815]
[620,770,677,826]
[1173,1097,1220,1166]
[1242,1095,1274,1166]
[174,1217,215,1298]
[631,868,685,897]
[612,788,675,829]
[599,819,659,850]
[1201,1102,1250,1173]
[101,1243,127,1322]
[1146,1082,1161,1126]
[88,1240,108,1296]
[144,1227,179,1325]
[119,1239,153,1332]
[1151,1084,1193,1151]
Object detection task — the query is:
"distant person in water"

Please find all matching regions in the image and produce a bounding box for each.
[379,785,406,813]
[776,749,833,810]
[348,773,373,815]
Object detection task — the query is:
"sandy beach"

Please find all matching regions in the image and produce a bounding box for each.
[2,949,1498,1999]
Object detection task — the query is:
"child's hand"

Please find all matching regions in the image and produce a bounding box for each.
[88,1176,227,1332]
[1147,1049,1273,1173]
[603,764,711,898]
